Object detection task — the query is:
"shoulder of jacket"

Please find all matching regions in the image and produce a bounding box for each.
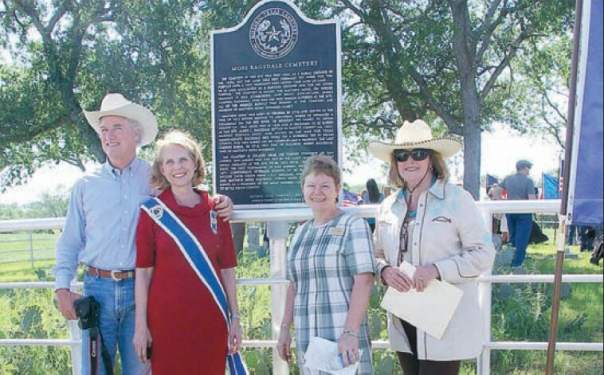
[382,190,399,205]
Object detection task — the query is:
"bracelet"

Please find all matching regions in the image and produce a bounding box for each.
[342,329,359,338]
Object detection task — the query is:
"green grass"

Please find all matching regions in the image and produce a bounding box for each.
[0,229,601,374]
[0,231,59,264]
[489,228,603,375]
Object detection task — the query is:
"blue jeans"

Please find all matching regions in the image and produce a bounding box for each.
[81,273,149,375]
[506,213,533,267]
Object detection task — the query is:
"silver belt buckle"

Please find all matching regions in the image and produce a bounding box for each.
[110,270,121,281]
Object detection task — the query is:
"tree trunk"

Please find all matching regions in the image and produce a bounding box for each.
[463,122,481,199]
[449,0,481,199]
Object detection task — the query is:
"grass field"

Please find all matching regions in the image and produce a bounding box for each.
[488,231,603,375]
[0,228,602,374]
[0,231,58,265]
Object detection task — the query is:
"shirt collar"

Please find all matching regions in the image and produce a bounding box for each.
[428,179,446,200]
[103,157,140,177]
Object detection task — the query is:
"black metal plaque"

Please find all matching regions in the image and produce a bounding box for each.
[211,0,341,208]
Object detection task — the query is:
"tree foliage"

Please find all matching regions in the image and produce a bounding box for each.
[501,35,571,149]
[331,0,574,196]
[0,0,211,189]
[1,0,574,197]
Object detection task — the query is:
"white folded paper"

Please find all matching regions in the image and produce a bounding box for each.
[380,261,463,339]
[304,336,362,375]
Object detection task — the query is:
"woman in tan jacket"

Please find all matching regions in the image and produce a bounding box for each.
[368,119,495,375]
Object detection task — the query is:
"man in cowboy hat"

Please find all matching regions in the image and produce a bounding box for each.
[53,93,233,374]
[501,159,536,268]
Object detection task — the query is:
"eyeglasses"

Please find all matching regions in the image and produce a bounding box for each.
[393,149,431,162]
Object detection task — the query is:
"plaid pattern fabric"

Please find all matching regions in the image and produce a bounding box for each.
[287,213,376,374]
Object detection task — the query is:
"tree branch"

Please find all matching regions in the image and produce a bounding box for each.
[47,0,70,33]
[543,90,567,122]
[408,68,461,133]
[344,116,397,131]
[64,156,86,171]
[540,107,565,149]
[13,0,48,39]
[339,0,367,20]
[479,29,533,101]
[474,0,508,64]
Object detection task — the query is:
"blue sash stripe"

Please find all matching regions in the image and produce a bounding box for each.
[142,198,230,320]
[227,352,248,375]
[141,198,249,375]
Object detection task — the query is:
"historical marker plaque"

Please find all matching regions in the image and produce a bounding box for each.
[211,0,341,208]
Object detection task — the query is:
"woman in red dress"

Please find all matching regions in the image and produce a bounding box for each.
[133,130,242,374]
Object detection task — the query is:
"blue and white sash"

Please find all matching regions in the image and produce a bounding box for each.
[141,197,248,375]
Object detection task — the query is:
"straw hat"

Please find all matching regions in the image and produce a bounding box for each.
[83,93,158,146]
[368,119,462,162]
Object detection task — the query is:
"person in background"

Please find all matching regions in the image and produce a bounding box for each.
[53,93,233,375]
[369,119,495,375]
[487,184,509,250]
[360,178,384,232]
[277,155,375,374]
[501,159,536,267]
[133,131,243,374]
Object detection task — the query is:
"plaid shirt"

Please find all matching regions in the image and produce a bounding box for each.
[287,212,376,374]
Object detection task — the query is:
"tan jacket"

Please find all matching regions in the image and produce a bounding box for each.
[374,180,495,361]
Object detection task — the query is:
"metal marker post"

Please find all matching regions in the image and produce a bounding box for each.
[267,221,289,375]
[546,1,583,373]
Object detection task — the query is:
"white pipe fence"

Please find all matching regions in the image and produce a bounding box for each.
[0,200,602,375]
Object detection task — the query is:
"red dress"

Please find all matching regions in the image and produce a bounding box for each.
[136,188,237,375]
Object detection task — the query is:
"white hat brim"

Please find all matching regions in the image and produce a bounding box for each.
[84,103,158,146]
[368,137,462,163]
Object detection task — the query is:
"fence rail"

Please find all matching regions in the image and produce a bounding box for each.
[0,199,602,375]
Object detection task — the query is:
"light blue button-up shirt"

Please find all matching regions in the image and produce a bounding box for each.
[53,158,153,289]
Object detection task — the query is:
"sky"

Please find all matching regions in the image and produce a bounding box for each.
[0,123,562,205]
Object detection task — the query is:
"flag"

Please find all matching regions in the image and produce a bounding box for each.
[486,174,498,188]
[543,173,560,199]
[567,0,603,226]
[342,189,360,205]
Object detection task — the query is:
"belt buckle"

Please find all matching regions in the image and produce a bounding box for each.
[110,270,121,282]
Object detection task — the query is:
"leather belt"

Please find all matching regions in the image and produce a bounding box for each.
[86,266,135,281]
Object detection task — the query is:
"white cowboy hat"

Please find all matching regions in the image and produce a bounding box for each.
[83,93,158,146]
[368,119,462,162]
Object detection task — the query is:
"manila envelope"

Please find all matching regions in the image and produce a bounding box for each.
[380,261,463,340]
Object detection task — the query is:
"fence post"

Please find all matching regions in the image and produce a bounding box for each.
[477,210,494,375]
[68,320,81,375]
[28,232,34,269]
[267,221,289,375]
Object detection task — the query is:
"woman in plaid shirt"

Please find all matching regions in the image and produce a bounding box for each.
[277,155,376,374]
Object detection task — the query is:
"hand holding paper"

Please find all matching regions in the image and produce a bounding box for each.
[412,264,440,292]
[304,337,362,375]
[380,262,463,339]
[381,266,414,292]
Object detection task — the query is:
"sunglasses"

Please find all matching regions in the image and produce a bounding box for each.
[393,149,432,162]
